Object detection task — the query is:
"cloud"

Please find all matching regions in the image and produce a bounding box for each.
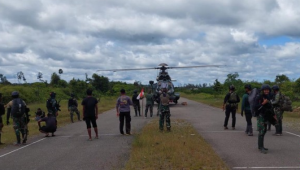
[0,0,299,86]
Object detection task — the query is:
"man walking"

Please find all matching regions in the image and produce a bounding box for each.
[223,85,240,130]
[116,89,133,135]
[6,91,28,145]
[82,89,99,141]
[68,93,81,123]
[241,84,253,136]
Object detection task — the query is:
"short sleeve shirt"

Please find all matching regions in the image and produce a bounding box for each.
[81,97,98,118]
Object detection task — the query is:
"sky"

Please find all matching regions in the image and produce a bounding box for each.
[0,0,299,86]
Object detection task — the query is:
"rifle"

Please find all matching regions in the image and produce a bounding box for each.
[56,99,61,111]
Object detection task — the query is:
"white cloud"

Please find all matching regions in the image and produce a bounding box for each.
[0,0,299,85]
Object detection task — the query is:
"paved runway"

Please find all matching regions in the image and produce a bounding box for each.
[1,97,300,170]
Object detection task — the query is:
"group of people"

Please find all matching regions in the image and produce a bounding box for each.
[0,87,172,144]
[116,88,171,135]
[222,84,284,154]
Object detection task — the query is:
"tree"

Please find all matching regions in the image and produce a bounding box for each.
[50,72,61,86]
[213,79,222,94]
[275,74,290,86]
[91,74,109,93]
[0,74,10,84]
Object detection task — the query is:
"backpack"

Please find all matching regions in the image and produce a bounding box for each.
[228,92,238,103]
[11,98,26,118]
[0,103,5,116]
[248,88,261,117]
[278,93,293,112]
[47,98,57,112]
[68,98,77,107]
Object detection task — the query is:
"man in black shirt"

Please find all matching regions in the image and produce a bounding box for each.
[82,89,98,141]
[38,114,57,137]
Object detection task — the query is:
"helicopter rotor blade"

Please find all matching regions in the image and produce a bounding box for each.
[97,67,159,72]
[168,65,224,69]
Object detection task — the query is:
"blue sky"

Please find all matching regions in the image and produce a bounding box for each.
[0,0,299,85]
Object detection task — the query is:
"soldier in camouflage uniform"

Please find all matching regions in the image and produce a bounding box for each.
[68,93,81,123]
[271,85,283,136]
[159,88,171,131]
[145,90,154,118]
[0,93,5,144]
[256,84,276,154]
[6,91,28,145]
[46,92,59,117]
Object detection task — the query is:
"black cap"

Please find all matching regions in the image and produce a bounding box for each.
[272,85,279,91]
[120,89,125,93]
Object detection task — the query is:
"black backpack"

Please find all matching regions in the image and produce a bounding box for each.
[11,98,26,118]
[248,88,261,117]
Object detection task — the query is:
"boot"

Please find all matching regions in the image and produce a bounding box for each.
[245,125,249,134]
[258,136,267,154]
[134,110,138,117]
[16,134,21,145]
[248,126,253,136]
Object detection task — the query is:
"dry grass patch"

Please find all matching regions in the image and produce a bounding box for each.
[125,119,229,170]
[0,96,116,148]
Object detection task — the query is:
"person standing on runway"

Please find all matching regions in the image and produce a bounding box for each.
[116,89,133,135]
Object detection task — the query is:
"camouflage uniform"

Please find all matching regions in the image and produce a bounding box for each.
[46,98,58,117]
[257,115,267,150]
[68,97,80,122]
[7,100,28,144]
[145,93,154,117]
[272,92,283,135]
[159,93,171,131]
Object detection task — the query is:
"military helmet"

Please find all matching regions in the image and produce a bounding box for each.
[261,84,271,91]
[50,92,56,98]
[244,84,252,90]
[272,85,280,91]
[229,85,235,91]
[11,91,19,97]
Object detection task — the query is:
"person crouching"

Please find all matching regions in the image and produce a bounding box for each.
[38,113,57,137]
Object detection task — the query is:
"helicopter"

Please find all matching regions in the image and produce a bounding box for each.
[97,63,221,104]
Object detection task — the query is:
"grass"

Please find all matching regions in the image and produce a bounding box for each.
[181,93,300,132]
[0,95,117,148]
[125,119,229,170]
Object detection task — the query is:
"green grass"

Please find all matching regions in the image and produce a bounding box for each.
[0,95,117,148]
[125,119,229,170]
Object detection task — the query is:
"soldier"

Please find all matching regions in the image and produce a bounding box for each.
[222,85,240,130]
[271,85,283,136]
[132,90,141,117]
[0,93,5,144]
[6,91,28,145]
[46,92,59,117]
[241,84,253,136]
[159,88,171,131]
[116,89,133,135]
[145,90,154,118]
[256,84,276,154]
[68,93,81,123]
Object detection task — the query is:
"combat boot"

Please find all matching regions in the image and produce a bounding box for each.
[248,126,253,136]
